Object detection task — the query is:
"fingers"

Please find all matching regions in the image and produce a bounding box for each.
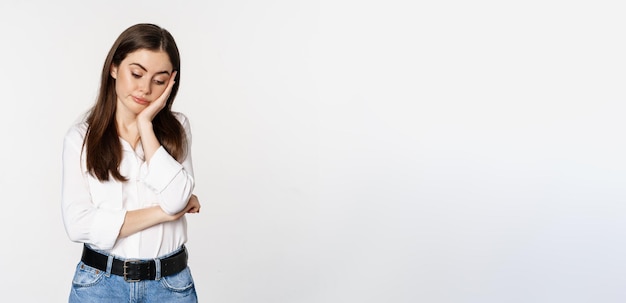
[160,71,177,100]
[145,71,177,114]
[157,73,176,105]
[170,71,177,86]
[186,205,200,213]
[186,193,201,214]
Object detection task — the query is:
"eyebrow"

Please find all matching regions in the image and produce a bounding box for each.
[129,63,171,75]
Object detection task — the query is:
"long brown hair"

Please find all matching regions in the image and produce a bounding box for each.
[85,23,186,182]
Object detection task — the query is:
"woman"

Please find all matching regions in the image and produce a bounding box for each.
[62,23,200,302]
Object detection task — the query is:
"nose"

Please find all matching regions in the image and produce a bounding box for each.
[138,78,152,95]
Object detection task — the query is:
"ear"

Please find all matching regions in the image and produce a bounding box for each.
[110,65,118,79]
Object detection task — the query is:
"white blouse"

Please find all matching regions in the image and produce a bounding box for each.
[61,112,194,259]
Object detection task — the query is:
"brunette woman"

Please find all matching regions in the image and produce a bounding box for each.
[62,23,200,302]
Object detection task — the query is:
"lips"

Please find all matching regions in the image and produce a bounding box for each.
[132,96,149,105]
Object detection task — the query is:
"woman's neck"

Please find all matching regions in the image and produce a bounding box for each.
[116,112,140,149]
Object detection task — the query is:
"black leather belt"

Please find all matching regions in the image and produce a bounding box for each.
[81,245,188,282]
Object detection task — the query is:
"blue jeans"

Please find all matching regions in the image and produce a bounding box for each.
[69,247,198,302]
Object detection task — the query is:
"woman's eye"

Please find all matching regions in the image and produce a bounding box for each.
[154,80,166,85]
[131,73,142,78]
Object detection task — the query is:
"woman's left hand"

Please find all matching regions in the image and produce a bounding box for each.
[138,71,177,123]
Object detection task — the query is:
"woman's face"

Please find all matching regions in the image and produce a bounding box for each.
[110,49,174,116]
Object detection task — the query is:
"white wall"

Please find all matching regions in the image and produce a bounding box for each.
[1,1,625,302]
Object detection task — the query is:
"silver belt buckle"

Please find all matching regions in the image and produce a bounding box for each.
[123,259,141,282]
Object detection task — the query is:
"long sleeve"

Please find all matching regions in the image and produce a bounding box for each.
[61,123,126,249]
[140,113,195,215]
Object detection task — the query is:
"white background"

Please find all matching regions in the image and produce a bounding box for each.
[1,0,625,302]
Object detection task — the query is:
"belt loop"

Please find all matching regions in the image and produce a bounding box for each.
[154,257,162,280]
[105,255,114,277]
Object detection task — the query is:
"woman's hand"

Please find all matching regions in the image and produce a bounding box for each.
[136,70,177,163]
[138,71,177,123]
[186,194,201,214]
[163,194,201,222]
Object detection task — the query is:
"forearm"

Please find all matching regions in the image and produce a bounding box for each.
[118,206,169,238]
[138,113,194,214]
[118,193,199,239]
[138,121,160,163]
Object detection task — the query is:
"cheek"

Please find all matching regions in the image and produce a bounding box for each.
[115,75,134,93]
[152,84,168,96]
